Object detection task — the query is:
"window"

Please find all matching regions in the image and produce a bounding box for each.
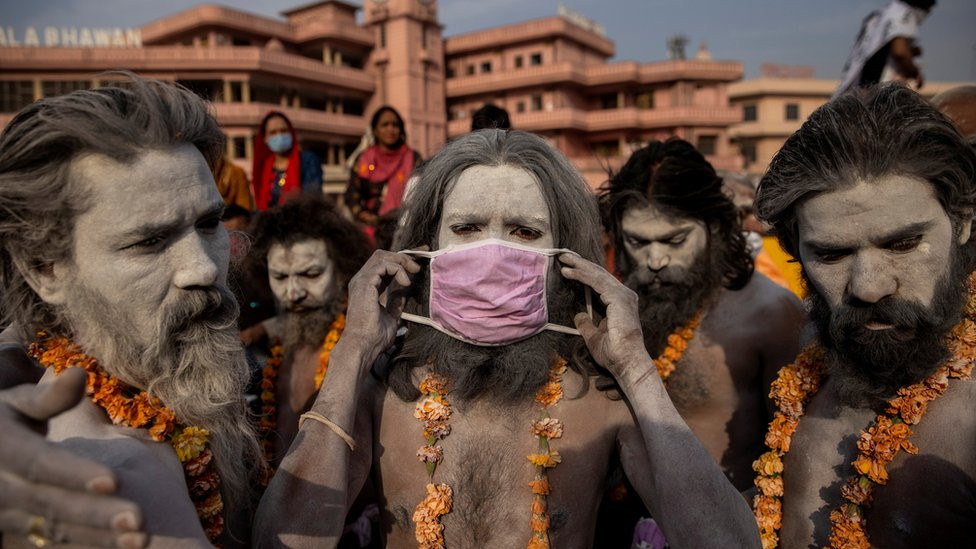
[466,65,475,76]
[635,92,654,110]
[0,81,35,112]
[446,67,456,78]
[379,23,386,48]
[530,94,543,111]
[785,103,799,121]
[422,25,428,49]
[599,94,617,110]
[41,80,89,98]
[514,55,523,68]
[516,101,526,113]
[697,135,717,156]
[743,104,757,122]
[740,142,757,166]
[232,137,247,159]
[530,52,542,66]
[481,61,492,74]
[593,140,618,157]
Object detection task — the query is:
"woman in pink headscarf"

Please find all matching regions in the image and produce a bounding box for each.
[345,105,421,229]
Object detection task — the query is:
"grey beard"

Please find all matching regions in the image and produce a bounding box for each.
[60,282,263,527]
[281,301,343,352]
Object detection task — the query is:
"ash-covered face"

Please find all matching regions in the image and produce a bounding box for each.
[797,175,974,402]
[267,239,338,314]
[620,204,708,288]
[436,164,553,249]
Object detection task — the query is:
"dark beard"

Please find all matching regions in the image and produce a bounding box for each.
[282,300,343,351]
[806,255,970,407]
[389,267,583,405]
[624,250,719,357]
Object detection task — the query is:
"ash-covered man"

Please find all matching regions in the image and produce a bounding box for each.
[751,84,976,548]
[256,130,759,547]
[242,195,370,466]
[0,77,263,547]
[601,139,804,490]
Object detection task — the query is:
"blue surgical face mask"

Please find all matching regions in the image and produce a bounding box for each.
[266,133,293,154]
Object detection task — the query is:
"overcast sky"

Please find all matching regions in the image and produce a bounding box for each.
[2,0,974,81]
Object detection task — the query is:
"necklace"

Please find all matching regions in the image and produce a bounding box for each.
[259,313,345,462]
[412,357,567,549]
[29,332,225,543]
[655,312,702,381]
[752,277,976,549]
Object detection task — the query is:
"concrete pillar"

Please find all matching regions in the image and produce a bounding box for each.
[32,79,42,100]
[334,51,343,66]
[207,30,217,48]
[280,93,288,107]
[291,94,300,109]
[617,91,625,109]
[327,144,336,165]
[338,145,346,165]
[223,80,232,103]
[245,133,254,160]
[323,45,332,65]
[242,81,251,104]
[336,100,343,115]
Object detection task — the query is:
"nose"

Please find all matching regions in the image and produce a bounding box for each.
[284,279,307,303]
[172,233,221,289]
[846,251,896,304]
[646,244,670,272]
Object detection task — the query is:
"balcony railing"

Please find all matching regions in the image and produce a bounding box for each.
[213,102,367,138]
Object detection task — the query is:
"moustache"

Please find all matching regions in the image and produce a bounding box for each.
[158,286,239,337]
[826,297,931,345]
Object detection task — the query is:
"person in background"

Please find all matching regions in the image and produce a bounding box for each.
[931,85,976,138]
[252,111,323,211]
[214,155,255,212]
[345,106,421,230]
[471,103,511,131]
[834,0,936,98]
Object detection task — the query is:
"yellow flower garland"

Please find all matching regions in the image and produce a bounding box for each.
[655,312,702,381]
[29,332,224,543]
[752,275,976,549]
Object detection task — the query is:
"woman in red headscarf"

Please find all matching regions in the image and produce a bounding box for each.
[345,105,421,227]
[252,111,323,211]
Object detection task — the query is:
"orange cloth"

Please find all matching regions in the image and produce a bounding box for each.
[214,157,255,211]
[761,235,806,298]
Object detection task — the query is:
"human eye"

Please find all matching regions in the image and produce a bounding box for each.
[197,213,222,233]
[124,233,167,251]
[624,234,647,247]
[887,235,922,253]
[302,270,323,279]
[512,226,542,240]
[450,224,480,235]
[668,234,687,246]
[814,249,851,264]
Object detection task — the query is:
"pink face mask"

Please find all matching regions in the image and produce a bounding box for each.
[400,239,585,346]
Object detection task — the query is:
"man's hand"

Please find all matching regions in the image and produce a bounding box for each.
[342,249,421,366]
[558,253,650,381]
[0,368,146,548]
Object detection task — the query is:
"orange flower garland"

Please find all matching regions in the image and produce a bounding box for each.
[411,357,567,549]
[655,312,702,381]
[259,313,345,462]
[752,274,976,549]
[413,372,453,548]
[527,357,567,549]
[29,332,224,543]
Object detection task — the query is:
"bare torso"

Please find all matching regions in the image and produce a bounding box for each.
[372,369,632,548]
[781,376,976,548]
[268,344,321,466]
[663,273,803,490]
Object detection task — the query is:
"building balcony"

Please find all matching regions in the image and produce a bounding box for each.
[446,59,743,98]
[448,105,742,137]
[213,102,366,138]
[0,46,375,93]
[728,120,803,140]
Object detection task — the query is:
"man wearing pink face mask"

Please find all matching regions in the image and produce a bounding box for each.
[256,130,759,547]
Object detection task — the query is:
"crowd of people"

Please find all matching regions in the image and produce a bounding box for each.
[0,57,973,549]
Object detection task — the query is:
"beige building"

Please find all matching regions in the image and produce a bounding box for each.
[444,12,743,188]
[729,68,972,176]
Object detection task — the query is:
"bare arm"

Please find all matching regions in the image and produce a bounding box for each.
[558,253,759,548]
[254,250,420,547]
[890,36,923,88]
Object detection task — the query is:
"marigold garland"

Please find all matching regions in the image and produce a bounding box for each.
[526,356,567,549]
[29,332,225,543]
[655,312,702,381]
[751,273,976,549]
[259,313,345,462]
[411,357,567,549]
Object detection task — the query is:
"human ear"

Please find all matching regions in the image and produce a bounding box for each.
[957,209,973,245]
[13,255,71,306]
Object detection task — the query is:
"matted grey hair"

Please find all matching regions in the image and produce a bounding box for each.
[757,83,976,260]
[0,72,225,335]
[394,129,603,263]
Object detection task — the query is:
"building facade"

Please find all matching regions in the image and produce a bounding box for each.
[1,0,742,190]
[728,66,968,176]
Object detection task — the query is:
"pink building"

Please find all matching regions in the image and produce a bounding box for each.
[0,0,743,190]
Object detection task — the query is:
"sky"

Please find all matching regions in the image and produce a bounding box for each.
[1,0,974,81]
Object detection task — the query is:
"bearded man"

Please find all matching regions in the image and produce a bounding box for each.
[601,139,804,491]
[0,76,262,547]
[255,130,759,547]
[243,195,370,466]
[752,83,976,548]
